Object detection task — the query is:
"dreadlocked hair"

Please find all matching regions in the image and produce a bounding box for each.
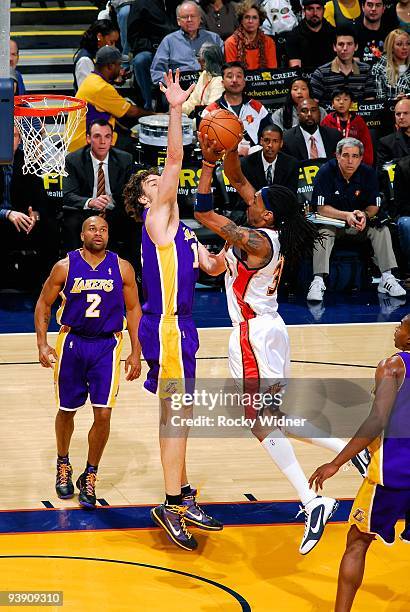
[123,168,160,222]
[263,186,324,269]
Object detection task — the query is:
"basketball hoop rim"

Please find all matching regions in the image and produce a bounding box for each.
[14,94,86,117]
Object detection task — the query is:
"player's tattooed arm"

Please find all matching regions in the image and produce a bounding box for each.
[219,220,272,262]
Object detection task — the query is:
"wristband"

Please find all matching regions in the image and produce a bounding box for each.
[194,192,214,212]
[202,160,216,168]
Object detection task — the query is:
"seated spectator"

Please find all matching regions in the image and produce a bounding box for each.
[203,61,272,148]
[200,0,239,40]
[0,127,58,288]
[311,28,376,102]
[128,0,176,110]
[283,98,342,161]
[260,0,298,37]
[73,20,120,93]
[271,77,327,130]
[392,0,410,34]
[324,0,361,28]
[240,124,300,193]
[321,86,373,164]
[70,46,152,153]
[110,0,136,67]
[307,136,405,301]
[182,43,224,116]
[393,154,410,283]
[377,97,410,169]
[287,0,336,70]
[355,0,391,65]
[63,119,140,273]
[150,1,223,85]
[372,29,410,99]
[10,39,26,95]
[224,0,277,70]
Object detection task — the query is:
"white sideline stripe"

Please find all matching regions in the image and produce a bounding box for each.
[0,321,400,337]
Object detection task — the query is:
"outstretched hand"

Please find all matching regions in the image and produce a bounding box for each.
[197,131,225,164]
[308,462,340,492]
[160,69,194,108]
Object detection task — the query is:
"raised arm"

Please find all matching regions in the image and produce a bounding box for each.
[120,259,142,381]
[194,135,271,263]
[145,70,194,241]
[223,146,256,207]
[309,355,403,491]
[34,259,68,368]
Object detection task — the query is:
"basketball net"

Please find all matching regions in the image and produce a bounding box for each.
[14,95,86,177]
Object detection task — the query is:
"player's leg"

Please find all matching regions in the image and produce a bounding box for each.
[78,334,122,509]
[335,525,374,612]
[54,329,88,499]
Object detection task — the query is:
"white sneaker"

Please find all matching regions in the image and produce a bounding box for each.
[350,448,370,478]
[307,277,326,302]
[378,276,407,298]
[298,496,339,555]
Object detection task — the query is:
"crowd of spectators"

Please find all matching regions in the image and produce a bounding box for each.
[2,0,410,301]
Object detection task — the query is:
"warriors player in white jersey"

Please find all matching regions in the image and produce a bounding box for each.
[194,133,370,555]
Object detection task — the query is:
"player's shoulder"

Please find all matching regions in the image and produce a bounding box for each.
[376,354,406,377]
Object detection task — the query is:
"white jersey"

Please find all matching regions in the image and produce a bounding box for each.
[224,228,284,326]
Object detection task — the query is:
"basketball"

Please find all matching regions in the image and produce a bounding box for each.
[199,109,243,152]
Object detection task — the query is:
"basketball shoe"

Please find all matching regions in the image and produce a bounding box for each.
[151,504,198,551]
[399,512,410,543]
[76,468,97,509]
[55,459,74,499]
[182,489,223,531]
[351,448,371,478]
[298,496,339,555]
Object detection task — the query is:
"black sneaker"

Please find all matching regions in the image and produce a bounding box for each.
[55,460,74,499]
[76,469,97,509]
[351,448,371,478]
[151,504,198,551]
[182,490,223,531]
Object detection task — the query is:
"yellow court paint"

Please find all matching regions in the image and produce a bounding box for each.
[11,31,85,36]
[1,523,409,611]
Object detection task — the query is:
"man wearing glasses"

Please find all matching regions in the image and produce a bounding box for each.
[150,1,224,86]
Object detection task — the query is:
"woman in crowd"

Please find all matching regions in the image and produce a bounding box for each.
[224,0,277,69]
[182,43,225,117]
[321,87,373,165]
[271,77,326,130]
[200,0,239,40]
[372,29,410,99]
[73,20,120,92]
[324,0,361,28]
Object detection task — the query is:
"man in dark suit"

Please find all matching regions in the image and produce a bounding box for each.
[377,98,410,171]
[62,119,139,273]
[283,98,342,162]
[0,126,58,289]
[240,124,300,194]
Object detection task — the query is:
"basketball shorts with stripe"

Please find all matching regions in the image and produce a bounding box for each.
[54,329,123,411]
[228,314,290,418]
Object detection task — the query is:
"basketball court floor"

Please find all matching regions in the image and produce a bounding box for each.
[1,318,409,611]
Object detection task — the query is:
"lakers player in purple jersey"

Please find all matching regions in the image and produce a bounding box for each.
[310,315,410,612]
[35,216,142,508]
[124,70,226,551]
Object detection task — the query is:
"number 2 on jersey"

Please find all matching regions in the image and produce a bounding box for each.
[267,257,284,296]
[85,293,101,318]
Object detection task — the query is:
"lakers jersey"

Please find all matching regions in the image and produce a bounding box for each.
[141,213,199,316]
[368,351,410,488]
[57,250,125,337]
[224,228,283,326]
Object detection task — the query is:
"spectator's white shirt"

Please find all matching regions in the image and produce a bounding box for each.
[261,153,278,180]
[300,126,326,159]
[84,151,114,209]
[75,56,94,90]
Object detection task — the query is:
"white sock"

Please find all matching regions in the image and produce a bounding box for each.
[381,270,393,281]
[280,418,346,454]
[261,429,316,506]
